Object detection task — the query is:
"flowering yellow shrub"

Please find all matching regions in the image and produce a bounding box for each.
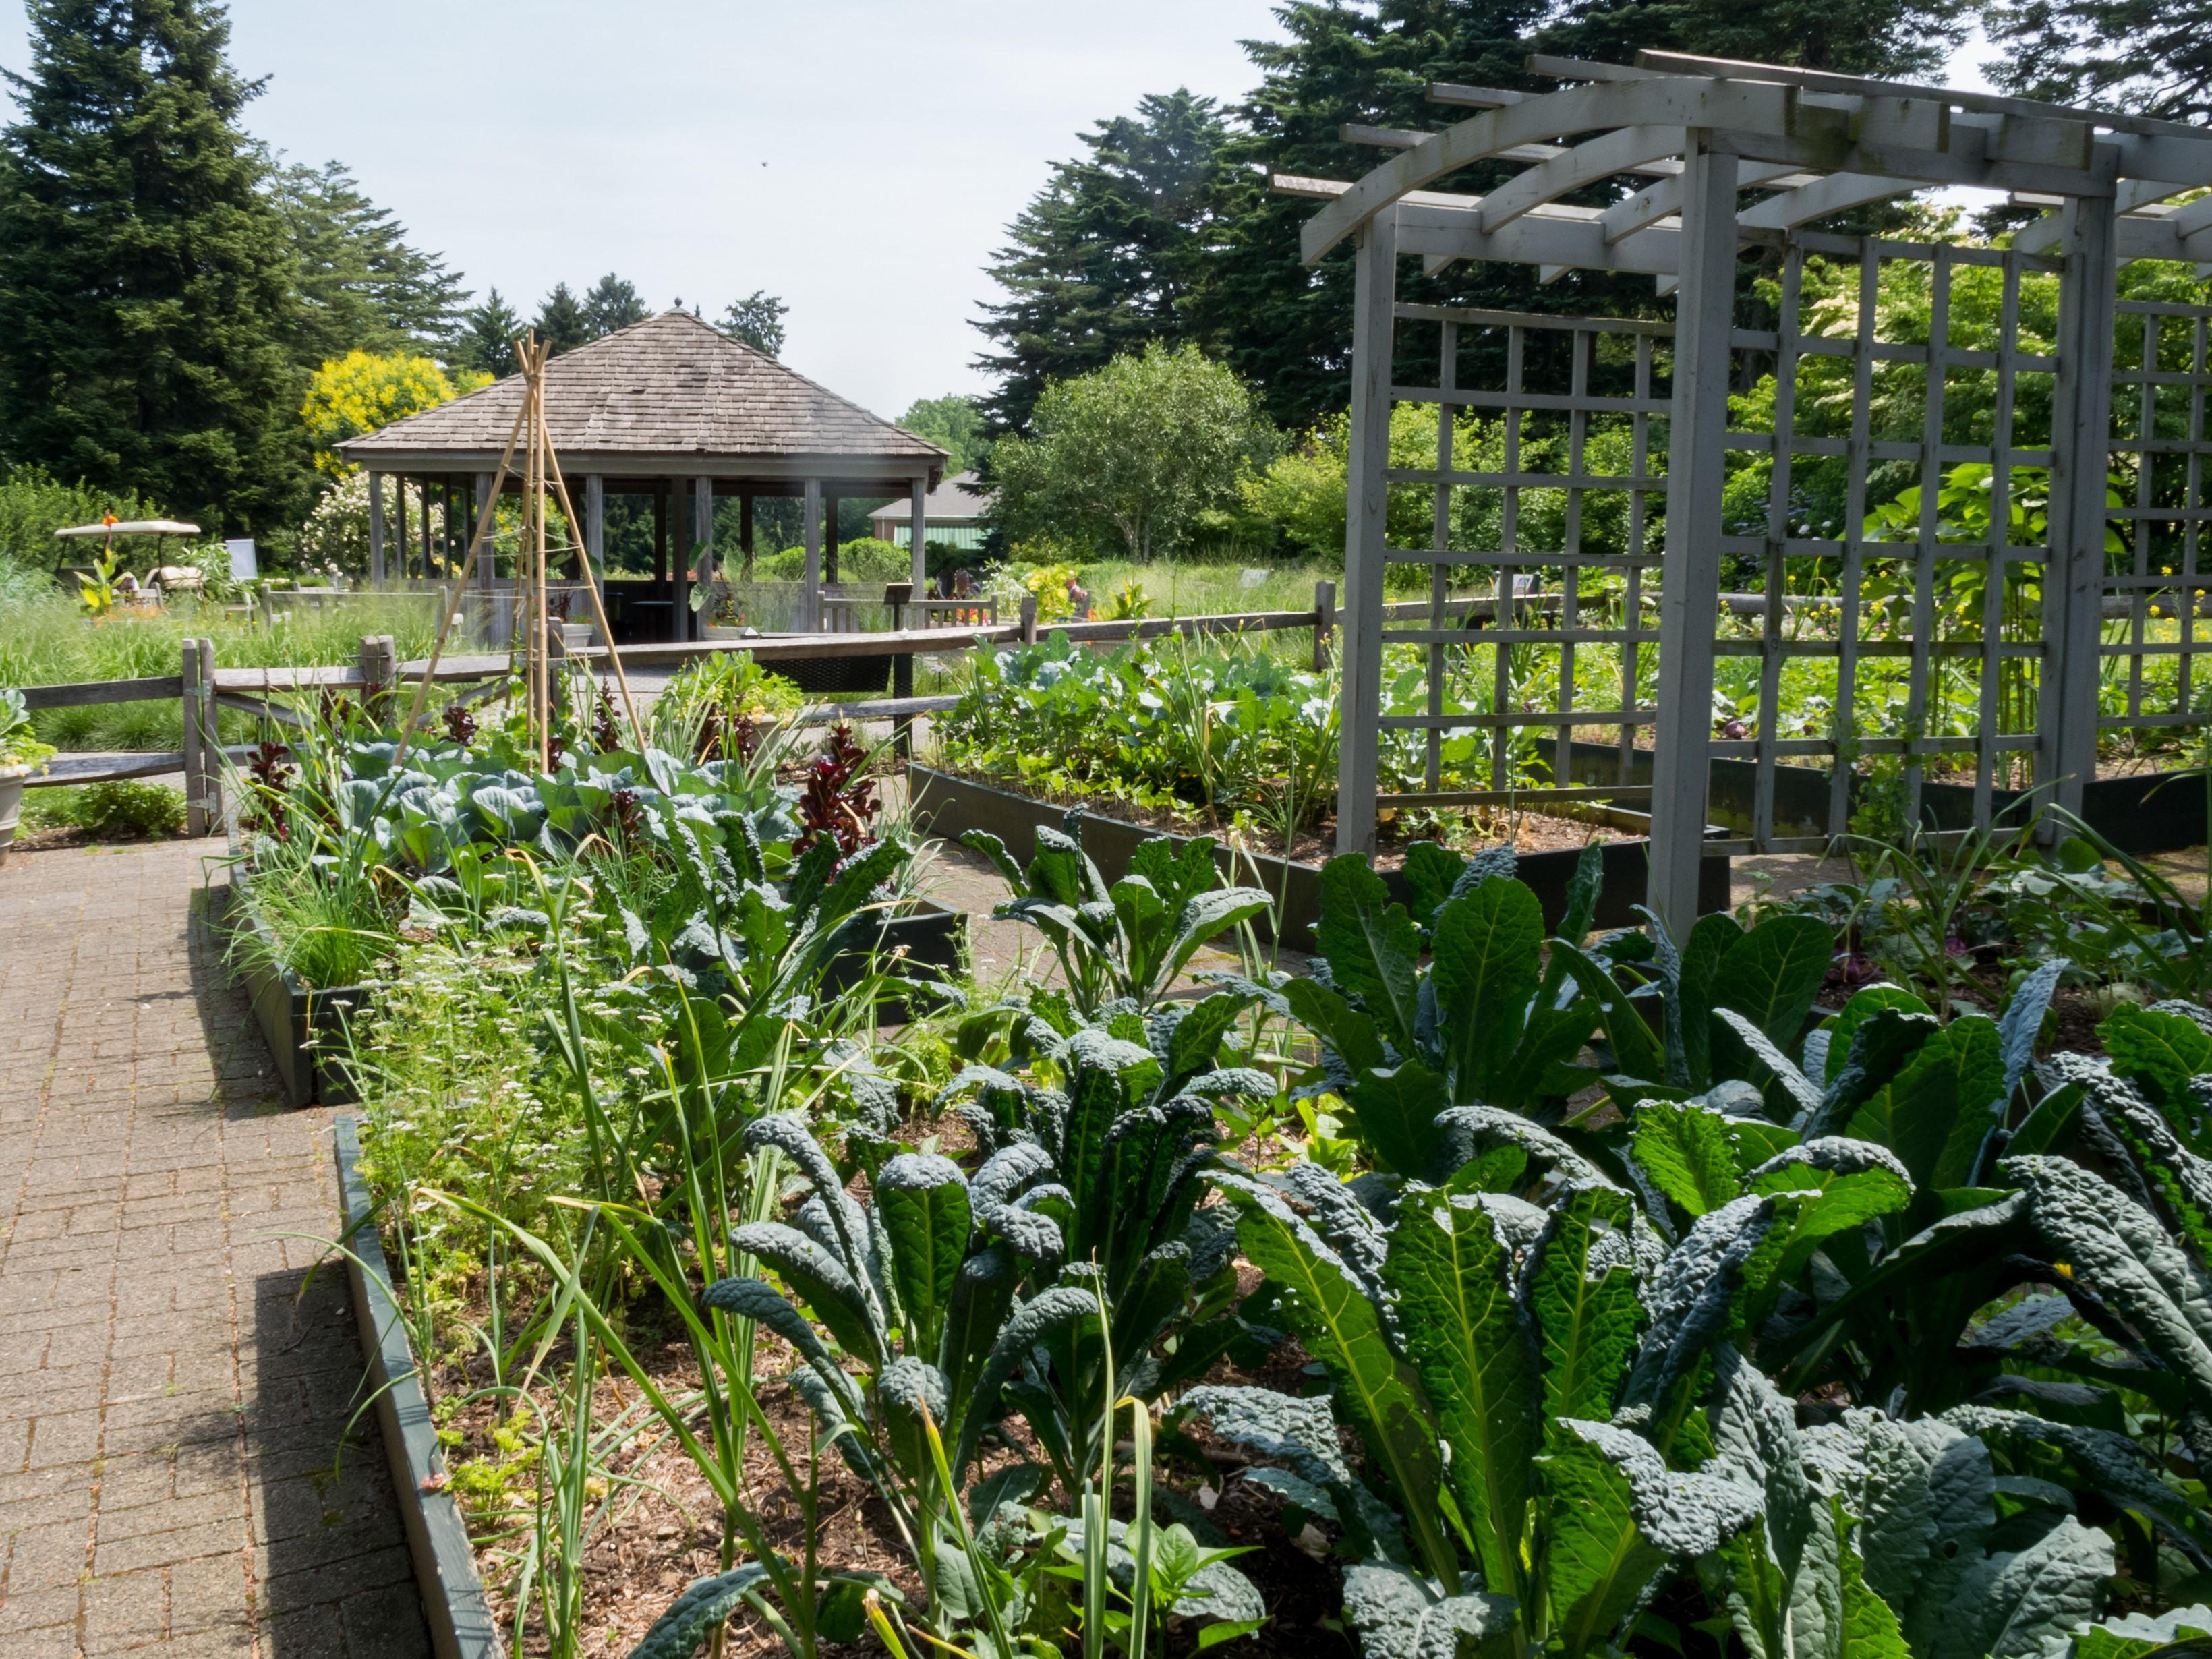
[299,351,490,475]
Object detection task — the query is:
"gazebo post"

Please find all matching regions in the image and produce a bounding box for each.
[368,472,386,587]
[1646,137,1739,935]
[740,492,755,578]
[674,477,692,642]
[803,477,823,632]
[396,475,411,579]
[694,473,715,595]
[475,472,496,645]
[583,474,604,587]
[653,484,668,586]
[825,491,840,585]
[909,476,928,593]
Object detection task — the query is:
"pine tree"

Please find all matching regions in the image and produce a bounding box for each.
[269,158,465,366]
[0,0,309,532]
[721,291,788,357]
[972,90,1241,436]
[1981,0,2211,119]
[536,282,589,355]
[453,289,523,378]
[581,273,647,339]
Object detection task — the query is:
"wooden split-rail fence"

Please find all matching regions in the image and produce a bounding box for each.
[13,577,1830,839]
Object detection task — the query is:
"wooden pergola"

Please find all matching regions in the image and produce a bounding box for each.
[336,310,948,641]
[1293,49,2212,929]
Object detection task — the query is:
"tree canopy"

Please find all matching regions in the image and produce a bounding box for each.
[722,291,789,357]
[582,273,647,337]
[897,395,991,476]
[0,0,308,533]
[270,158,465,366]
[453,288,523,378]
[993,343,1275,563]
[1983,0,2212,119]
[975,0,1975,436]
[973,88,1243,436]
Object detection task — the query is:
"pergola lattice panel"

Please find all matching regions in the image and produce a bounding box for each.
[2106,297,2212,738]
[1298,49,2212,925]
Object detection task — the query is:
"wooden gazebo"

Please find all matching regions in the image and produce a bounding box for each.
[336,310,948,641]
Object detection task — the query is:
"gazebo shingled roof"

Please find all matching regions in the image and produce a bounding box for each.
[336,310,946,485]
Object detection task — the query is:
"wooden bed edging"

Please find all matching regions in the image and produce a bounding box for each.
[332,1115,501,1659]
[907,766,1730,943]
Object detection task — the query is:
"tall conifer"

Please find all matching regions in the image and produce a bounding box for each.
[0,0,305,531]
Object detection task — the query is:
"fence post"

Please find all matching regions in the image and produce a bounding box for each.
[196,637,223,838]
[1312,579,1336,673]
[357,633,395,720]
[1018,591,1039,645]
[182,639,206,837]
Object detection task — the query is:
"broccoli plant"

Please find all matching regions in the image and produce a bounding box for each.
[962,815,1272,1015]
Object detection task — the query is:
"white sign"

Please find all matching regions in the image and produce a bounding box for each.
[225,538,257,582]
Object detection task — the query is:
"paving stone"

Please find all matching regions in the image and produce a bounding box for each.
[0,840,432,1658]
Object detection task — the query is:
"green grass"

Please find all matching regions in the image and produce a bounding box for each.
[1,564,446,752]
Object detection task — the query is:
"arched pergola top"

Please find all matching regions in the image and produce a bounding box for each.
[1291,50,2212,283]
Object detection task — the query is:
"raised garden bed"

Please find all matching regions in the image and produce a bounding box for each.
[1552,740,2209,853]
[333,1115,502,1659]
[907,765,1730,944]
[190,881,368,1109]
[197,881,967,1105]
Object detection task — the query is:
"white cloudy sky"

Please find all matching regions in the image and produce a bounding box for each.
[0,3,2002,422]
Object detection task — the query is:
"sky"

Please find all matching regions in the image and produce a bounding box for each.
[0,4,2007,425]
[0,0,1290,421]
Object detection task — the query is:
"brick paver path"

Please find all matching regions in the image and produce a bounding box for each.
[0,838,430,1658]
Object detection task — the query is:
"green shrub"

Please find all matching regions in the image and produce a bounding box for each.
[752,535,911,585]
[26,780,187,840]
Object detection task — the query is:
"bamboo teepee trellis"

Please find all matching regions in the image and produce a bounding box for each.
[394,332,644,768]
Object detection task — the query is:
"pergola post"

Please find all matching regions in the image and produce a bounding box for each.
[1335,209,1397,858]
[1647,134,1739,933]
[910,477,929,592]
[803,477,824,631]
[368,472,386,586]
[2042,187,2122,827]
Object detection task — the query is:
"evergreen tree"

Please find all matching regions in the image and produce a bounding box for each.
[268,158,465,366]
[536,282,589,355]
[0,0,308,533]
[581,273,646,338]
[972,89,1241,436]
[1981,0,2212,119]
[978,2,1975,437]
[721,291,788,357]
[453,288,523,378]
